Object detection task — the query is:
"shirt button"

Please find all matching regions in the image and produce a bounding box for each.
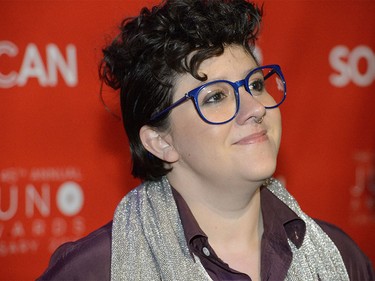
[202,247,210,256]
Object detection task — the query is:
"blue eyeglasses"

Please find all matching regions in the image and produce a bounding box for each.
[150,64,286,125]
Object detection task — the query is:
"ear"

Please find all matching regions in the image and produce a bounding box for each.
[139,125,179,163]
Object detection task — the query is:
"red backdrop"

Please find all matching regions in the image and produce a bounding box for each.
[1,1,374,280]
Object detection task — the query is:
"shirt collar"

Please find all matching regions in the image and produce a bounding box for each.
[171,187,207,244]
[260,185,306,248]
[171,185,306,249]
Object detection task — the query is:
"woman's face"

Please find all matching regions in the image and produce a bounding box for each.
[164,45,282,187]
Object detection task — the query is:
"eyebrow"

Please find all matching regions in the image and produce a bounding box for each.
[200,65,259,85]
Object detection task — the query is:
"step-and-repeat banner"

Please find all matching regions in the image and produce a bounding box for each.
[1,1,374,280]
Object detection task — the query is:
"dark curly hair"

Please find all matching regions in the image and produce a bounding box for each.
[100,0,263,181]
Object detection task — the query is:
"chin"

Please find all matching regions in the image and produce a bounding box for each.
[246,159,277,182]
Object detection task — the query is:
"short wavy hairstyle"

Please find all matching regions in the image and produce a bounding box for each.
[100,0,262,181]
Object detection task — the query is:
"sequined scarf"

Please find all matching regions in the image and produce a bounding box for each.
[111,177,349,280]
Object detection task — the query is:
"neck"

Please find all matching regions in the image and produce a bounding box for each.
[168,173,264,280]
[167,173,264,249]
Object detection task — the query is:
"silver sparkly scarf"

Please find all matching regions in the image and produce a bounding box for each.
[111,177,349,280]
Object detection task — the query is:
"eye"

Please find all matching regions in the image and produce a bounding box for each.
[249,78,265,94]
[203,91,228,105]
[197,82,233,107]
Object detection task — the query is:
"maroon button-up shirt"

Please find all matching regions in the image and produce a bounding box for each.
[38,186,375,280]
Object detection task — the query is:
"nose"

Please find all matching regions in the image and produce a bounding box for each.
[235,87,266,125]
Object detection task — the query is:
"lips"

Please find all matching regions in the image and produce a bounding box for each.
[234,130,268,145]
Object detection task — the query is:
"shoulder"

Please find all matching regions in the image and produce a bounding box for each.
[315,219,375,281]
[37,221,112,281]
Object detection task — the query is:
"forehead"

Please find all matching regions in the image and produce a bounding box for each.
[173,45,257,95]
[199,45,255,76]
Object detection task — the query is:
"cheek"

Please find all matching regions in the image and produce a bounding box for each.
[271,109,282,151]
[169,114,204,154]
[170,116,228,162]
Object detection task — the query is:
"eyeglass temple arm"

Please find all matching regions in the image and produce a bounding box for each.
[150,94,190,121]
[264,69,276,80]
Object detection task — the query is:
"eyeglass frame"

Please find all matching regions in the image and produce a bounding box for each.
[149,64,287,125]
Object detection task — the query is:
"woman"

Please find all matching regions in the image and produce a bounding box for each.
[38,0,374,280]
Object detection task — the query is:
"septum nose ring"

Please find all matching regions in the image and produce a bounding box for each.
[254,116,264,124]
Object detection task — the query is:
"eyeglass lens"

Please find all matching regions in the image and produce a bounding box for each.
[196,67,285,124]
